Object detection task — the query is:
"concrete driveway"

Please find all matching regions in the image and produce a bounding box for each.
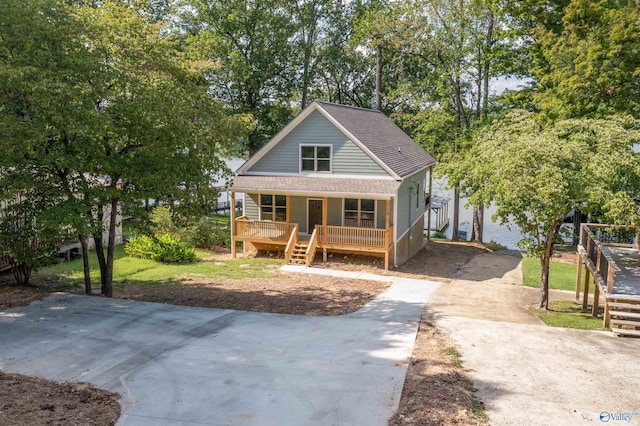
[430,250,640,425]
[0,275,440,426]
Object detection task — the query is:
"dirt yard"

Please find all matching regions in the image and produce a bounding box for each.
[0,240,489,425]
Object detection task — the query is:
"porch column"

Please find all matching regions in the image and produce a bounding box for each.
[323,197,328,262]
[427,165,433,242]
[286,195,291,239]
[230,192,236,259]
[385,198,390,270]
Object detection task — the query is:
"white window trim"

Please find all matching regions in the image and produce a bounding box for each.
[299,144,333,174]
[258,194,287,222]
[342,197,377,228]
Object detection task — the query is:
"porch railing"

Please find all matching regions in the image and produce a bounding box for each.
[284,224,299,263]
[306,228,319,267]
[317,225,393,249]
[234,218,291,241]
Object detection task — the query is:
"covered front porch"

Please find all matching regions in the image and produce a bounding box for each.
[230,192,395,270]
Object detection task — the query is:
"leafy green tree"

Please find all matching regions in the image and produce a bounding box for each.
[0,0,238,296]
[533,0,640,119]
[447,111,640,308]
[186,0,298,154]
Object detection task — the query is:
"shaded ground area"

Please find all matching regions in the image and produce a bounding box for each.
[0,372,120,426]
[0,284,53,311]
[318,240,489,281]
[431,250,582,324]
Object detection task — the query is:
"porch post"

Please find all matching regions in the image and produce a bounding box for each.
[323,197,328,262]
[286,195,291,239]
[427,165,433,242]
[230,192,236,259]
[385,198,391,270]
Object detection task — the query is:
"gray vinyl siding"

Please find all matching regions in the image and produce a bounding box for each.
[327,198,342,226]
[247,110,389,176]
[245,194,260,220]
[290,196,307,233]
[396,169,428,236]
[376,199,392,229]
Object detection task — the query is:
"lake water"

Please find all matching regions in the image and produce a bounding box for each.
[430,177,572,250]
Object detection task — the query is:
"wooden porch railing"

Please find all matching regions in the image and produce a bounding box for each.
[234,219,290,241]
[317,225,392,248]
[284,224,299,263]
[305,228,319,267]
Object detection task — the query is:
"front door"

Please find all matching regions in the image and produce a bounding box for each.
[308,199,323,233]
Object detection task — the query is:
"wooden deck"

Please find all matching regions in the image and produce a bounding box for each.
[231,218,394,269]
[602,246,640,296]
[576,224,640,336]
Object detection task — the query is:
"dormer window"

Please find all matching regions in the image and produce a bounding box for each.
[300,145,332,173]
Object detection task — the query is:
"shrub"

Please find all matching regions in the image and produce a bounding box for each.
[182,218,231,249]
[125,234,197,264]
[154,233,197,263]
[125,235,158,260]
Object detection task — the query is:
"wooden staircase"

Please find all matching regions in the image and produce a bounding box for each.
[288,242,308,265]
[607,296,640,337]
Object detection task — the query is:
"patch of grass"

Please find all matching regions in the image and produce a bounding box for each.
[443,346,489,423]
[484,240,508,251]
[37,244,281,289]
[531,300,604,330]
[521,256,591,292]
[470,392,489,423]
[442,346,463,369]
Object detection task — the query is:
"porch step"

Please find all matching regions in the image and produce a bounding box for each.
[608,301,640,336]
[609,310,640,320]
[288,243,309,265]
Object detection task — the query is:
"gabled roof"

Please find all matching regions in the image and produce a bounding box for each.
[315,102,435,177]
[237,101,435,179]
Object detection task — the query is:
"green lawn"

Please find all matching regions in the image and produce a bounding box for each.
[38,244,280,289]
[521,256,592,292]
[531,300,604,330]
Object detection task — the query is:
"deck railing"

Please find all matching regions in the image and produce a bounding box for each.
[234,219,290,241]
[580,224,620,294]
[284,224,299,263]
[305,228,319,267]
[317,225,392,249]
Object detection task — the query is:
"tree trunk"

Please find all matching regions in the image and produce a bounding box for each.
[10,259,32,286]
[79,234,91,295]
[452,184,460,241]
[102,198,119,298]
[539,227,556,309]
[375,44,383,110]
[472,204,484,244]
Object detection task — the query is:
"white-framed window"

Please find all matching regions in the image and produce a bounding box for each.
[260,194,287,221]
[300,145,332,173]
[344,198,375,228]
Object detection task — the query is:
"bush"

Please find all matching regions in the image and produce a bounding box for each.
[125,234,197,264]
[125,234,157,260]
[182,218,231,249]
[155,233,197,263]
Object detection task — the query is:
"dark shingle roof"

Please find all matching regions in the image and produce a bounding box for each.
[232,175,400,197]
[316,102,435,178]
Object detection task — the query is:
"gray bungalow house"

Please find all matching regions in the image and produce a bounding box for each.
[229,101,436,269]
